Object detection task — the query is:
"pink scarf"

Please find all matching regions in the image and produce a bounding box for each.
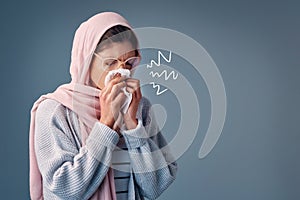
[29,12,133,200]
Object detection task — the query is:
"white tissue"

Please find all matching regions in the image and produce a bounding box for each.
[104,69,132,114]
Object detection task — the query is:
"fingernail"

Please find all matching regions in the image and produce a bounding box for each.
[113,73,119,78]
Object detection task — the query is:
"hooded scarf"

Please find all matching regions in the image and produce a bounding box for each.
[29,12,135,200]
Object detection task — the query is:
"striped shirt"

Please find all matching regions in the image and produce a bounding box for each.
[112,137,131,200]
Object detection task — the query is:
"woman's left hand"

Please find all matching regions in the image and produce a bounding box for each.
[123,78,142,130]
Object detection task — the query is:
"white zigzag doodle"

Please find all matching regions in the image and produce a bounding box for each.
[146,50,172,68]
[149,70,178,80]
[149,82,168,95]
[147,50,178,95]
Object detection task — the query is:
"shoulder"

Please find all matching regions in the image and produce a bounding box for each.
[36,98,66,120]
[35,98,81,142]
[35,99,78,129]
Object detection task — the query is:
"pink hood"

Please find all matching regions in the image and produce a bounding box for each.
[29,12,134,200]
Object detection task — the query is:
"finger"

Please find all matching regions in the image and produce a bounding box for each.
[110,82,127,99]
[112,92,127,110]
[125,79,140,91]
[104,74,127,94]
[135,84,142,99]
[125,86,135,94]
[125,78,139,84]
[108,92,126,119]
[126,79,141,95]
[101,73,120,93]
[132,86,142,100]
[126,87,142,103]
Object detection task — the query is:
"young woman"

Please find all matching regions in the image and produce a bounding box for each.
[29,12,177,200]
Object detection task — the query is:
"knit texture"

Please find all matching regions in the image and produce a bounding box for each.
[34,97,177,200]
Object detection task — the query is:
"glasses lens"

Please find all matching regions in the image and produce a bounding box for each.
[126,57,140,68]
[103,58,118,70]
[100,56,140,71]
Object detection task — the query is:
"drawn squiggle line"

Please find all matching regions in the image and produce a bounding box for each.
[147,51,172,68]
[149,82,168,95]
[149,70,178,80]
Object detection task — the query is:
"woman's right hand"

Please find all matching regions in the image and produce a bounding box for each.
[99,73,127,130]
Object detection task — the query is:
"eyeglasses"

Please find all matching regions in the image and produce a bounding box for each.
[93,53,140,71]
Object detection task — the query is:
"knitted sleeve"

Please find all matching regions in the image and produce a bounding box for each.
[122,97,178,199]
[34,99,119,199]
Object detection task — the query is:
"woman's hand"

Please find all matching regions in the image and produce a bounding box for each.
[99,73,127,130]
[123,78,142,130]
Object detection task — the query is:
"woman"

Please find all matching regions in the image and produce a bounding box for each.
[29,12,177,200]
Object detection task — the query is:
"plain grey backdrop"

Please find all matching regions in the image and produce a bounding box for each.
[1,0,299,199]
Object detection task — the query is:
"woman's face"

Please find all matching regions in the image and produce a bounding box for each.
[89,41,137,89]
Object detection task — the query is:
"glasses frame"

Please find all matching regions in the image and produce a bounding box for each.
[93,52,141,72]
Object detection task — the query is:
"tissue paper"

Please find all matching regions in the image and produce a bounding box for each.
[104,69,132,114]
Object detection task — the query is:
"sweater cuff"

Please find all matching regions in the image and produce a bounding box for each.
[122,119,148,149]
[86,122,119,160]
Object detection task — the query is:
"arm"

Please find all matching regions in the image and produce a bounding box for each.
[35,100,119,199]
[122,98,178,199]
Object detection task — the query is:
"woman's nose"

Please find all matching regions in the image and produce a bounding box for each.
[116,61,126,69]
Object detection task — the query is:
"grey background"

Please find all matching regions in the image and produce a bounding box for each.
[1,0,299,199]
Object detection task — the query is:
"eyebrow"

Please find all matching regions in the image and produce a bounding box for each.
[117,50,136,60]
[96,48,137,60]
